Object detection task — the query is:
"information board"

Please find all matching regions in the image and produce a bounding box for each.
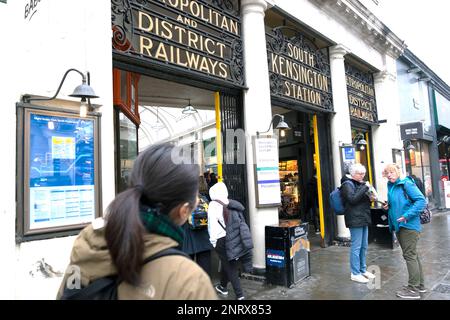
[253,137,281,207]
[18,106,100,239]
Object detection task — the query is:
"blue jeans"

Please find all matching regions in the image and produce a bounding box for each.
[349,226,368,275]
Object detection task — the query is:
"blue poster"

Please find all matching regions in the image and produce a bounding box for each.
[28,113,96,230]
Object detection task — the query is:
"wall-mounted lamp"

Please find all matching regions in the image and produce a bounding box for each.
[407,67,421,73]
[418,76,431,82]
[352,133,367,150]
[22,68,99,117]
[437,135,450,146]
[182,99,198,115]
[404,140,416,151]
[257,114,291,136]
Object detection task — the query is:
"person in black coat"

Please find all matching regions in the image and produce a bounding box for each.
[181,176,214,276]
[305,174,320,234]
[340,163,376,284]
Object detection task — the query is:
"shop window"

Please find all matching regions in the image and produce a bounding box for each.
[114,109,138,193]
[404,141,433,202]
[279,160,300,219]
[113,68,140,126]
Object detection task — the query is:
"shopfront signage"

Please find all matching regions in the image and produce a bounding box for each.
[345,63,378,123]
[253,137,282,207]
[400,122,425,140]
[112,0,244,87]
[266,27,333,112]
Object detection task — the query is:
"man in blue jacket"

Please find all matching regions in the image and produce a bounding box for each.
[382,164,427,299]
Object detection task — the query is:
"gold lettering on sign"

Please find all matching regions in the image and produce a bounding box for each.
[139,36,228,78]
[350,106,374,122]
[157,0,239,35]
[346,76,375,97]
[284,81,322,106]
[270,53,329,92]
[348,94,372,111]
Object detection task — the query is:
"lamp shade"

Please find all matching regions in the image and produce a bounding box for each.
[406,143,416,151]
[275,117,290,130]
[69,83,99,99]
[182,103,197,115]
[357,138,367,145]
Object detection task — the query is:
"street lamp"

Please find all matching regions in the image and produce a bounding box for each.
[404,140,416,151]
[257,114,291,136]
[22,68,99,117]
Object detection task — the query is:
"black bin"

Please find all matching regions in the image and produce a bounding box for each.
[265,220,310,287]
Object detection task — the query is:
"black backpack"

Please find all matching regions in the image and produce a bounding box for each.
[60,248,188,300]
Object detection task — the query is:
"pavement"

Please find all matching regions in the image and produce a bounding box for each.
[212,209,450,300]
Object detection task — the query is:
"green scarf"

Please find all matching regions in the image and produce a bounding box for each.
[140,206,184,245]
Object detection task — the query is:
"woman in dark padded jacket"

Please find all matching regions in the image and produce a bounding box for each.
[340,163,376,284]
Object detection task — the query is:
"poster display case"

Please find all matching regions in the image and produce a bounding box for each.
[16,104,101,242]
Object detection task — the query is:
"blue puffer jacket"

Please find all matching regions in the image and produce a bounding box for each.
[386,176,426,233]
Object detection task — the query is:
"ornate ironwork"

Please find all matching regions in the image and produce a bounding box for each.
[269,73,284,96]
[112,0,133,52]
[229,39,244,85]
[345,63,373,85]
[209,0,239,16]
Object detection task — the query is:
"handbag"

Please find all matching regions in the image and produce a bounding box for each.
[420,206,431,224]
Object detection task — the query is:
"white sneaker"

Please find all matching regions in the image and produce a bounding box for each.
[362,271,376,279]
[351,274,369,283]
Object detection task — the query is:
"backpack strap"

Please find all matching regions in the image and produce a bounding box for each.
[211,200,228,231]
[143,247,189,264]
[400,184,411,203]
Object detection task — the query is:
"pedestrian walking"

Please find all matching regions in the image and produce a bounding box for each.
[340,163,376,284]
[208,182,253,300]
[57,143,217,300]
[382,163,427,299]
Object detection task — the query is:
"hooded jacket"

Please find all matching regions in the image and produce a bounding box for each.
[56,222,217,300]
[387,176,426,233]
[208,182,229,247]
[340,175,371,228]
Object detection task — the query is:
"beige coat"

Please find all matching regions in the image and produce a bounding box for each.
[57,224,217,300]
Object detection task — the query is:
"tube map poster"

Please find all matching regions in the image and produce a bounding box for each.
[28,113,95,230]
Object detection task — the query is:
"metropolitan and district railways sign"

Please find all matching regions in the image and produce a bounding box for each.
[267,27,333,111]
[345,63,377,123]
[112,0,244,87]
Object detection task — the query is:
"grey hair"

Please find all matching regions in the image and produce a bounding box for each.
[349,163,366,176]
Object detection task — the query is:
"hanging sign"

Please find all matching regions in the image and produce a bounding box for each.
[253,137,281,207]
[266,26,333,112]
[112,0,244,87]
[345,63,378,123]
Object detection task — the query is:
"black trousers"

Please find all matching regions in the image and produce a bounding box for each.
[190,250,211,277]
[215,237,243,298]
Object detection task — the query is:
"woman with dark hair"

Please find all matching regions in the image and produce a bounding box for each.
[57,143,217,299]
